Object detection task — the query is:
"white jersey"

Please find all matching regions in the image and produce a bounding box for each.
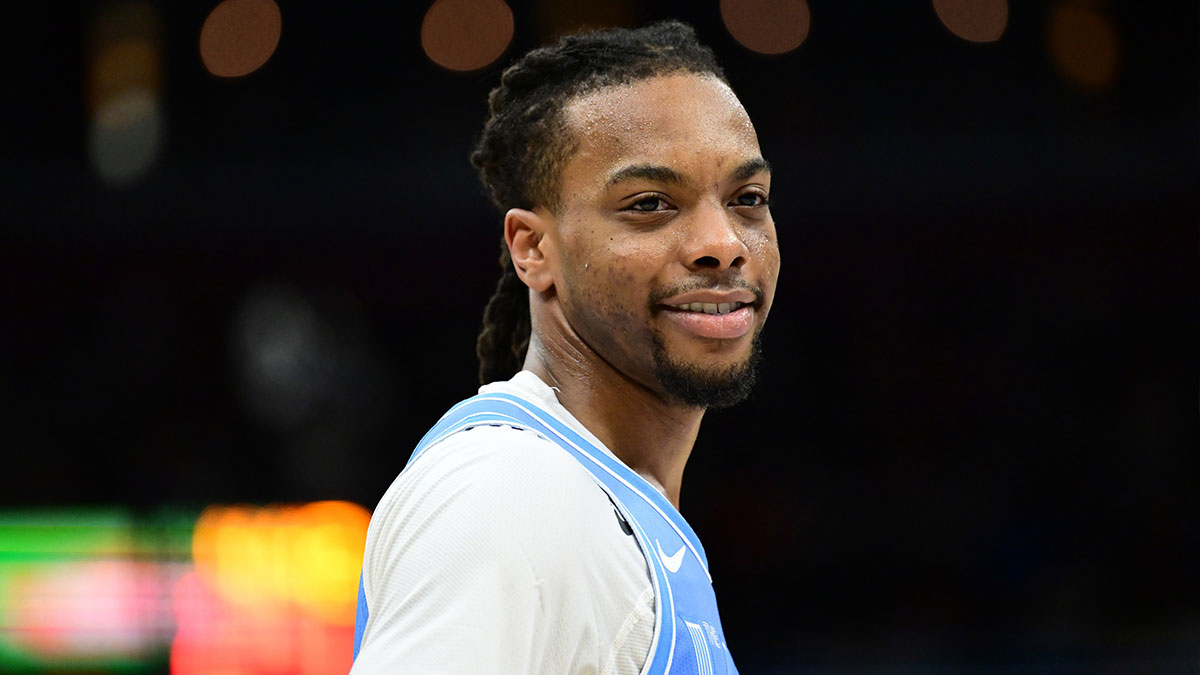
[352,371,656,674]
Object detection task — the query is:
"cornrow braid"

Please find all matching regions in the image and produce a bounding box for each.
[471,20,726,384]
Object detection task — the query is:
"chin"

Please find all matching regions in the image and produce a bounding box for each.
[650,331,762,409]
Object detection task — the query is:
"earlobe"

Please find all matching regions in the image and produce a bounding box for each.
[504,208,556,293]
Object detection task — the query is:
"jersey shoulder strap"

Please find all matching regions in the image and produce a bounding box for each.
[355,391,737,674]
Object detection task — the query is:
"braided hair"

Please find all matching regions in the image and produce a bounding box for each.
[471,20,726,384]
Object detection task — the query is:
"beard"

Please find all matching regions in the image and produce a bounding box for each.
[650,328,763,409]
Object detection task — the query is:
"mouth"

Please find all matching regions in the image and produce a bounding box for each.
[659,302,755,339]
[668,301,751,316]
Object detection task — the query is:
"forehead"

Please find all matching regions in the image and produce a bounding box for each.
[561,73,761,187]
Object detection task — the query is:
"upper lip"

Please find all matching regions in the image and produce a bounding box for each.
[659,289,757,307]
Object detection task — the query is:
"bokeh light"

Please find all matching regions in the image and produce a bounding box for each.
[932,0,1008,43]
[231,284,325,432]
[86,2,164,187]
[1047,1,1120,91]
[89,88,164,187]
[0,504,368,673]
[87,38,161,110]
[420,0,514,72]
[177,501,368,674]
[720,0,810,56]
[11,561,171,657]
[190,502,369,625]
[0,510,188,670]
[200,0,283,78]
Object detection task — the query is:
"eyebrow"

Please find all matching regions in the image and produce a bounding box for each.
[605,157,771,189]
[606,164,688,189]
[731,157,771,182]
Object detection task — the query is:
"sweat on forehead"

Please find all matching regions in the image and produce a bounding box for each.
[531,72,739,211]
[470,21,729,213]
[557,74,761,193]
[564,73,751,143]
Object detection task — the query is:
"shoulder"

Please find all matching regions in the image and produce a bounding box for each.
[355,423,653,672]
[372,423,604,529]
[363,423,636,586]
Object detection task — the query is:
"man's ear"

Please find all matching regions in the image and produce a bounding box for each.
[504,208,556,293]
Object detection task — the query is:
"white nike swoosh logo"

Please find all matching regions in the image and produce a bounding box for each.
[656,540,686,574]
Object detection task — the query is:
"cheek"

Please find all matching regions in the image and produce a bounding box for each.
[560,239,658,353]
[746,225,780,270]
[569,254,642,314]
[566,262,651,365]
[745,225,781,306]
[562,231,651,302]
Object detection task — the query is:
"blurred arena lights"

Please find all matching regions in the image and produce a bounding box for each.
[174,501,369,674]
[720,0,810,56]
[200,0,283,78]
[1046,1,1120,92]
[420,0,514,72]
[231,284,326,432]
[89,89,165,187]
[86,2,165,187]
[932,0,1008,43]
[0,509,189,671]
[0,503,369,673]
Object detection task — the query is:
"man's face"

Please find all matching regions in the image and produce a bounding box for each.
[545,73,780,408]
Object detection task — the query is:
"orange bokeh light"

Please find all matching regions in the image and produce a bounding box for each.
[721,0,810,56]
[171,570,355,675]
[1047,2,1120,91]
[932,0,1008,43]
[180,501,370,674]
[200,0,282,78]
[88,39,161,112]
[420,0,514,72]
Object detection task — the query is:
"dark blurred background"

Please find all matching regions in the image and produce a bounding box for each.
[3,0,1197,673]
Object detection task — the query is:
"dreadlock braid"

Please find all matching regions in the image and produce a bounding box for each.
[476,242,531,385]
[470,20,726,384]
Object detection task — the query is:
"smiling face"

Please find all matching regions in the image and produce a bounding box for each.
[541,72,780,408]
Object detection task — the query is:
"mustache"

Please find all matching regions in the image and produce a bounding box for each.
[648,277,765,308]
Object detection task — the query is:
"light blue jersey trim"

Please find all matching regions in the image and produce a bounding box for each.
[410,394,710,577]
[354,391,733,674]
[353,574,368,660]
[403,397,678,674]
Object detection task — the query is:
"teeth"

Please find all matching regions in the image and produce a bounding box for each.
[673,301,745,315]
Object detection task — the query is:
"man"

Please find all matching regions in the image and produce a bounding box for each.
[352,20,779,674]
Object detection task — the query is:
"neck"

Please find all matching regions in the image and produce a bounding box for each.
[522,327,703,510]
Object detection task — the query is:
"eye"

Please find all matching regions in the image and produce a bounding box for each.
[732,191,769,207]
[625,196,670,212]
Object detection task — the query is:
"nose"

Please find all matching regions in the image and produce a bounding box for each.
[682,204,749,272]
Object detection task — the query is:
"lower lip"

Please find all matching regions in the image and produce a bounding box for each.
[661,306,754,339]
